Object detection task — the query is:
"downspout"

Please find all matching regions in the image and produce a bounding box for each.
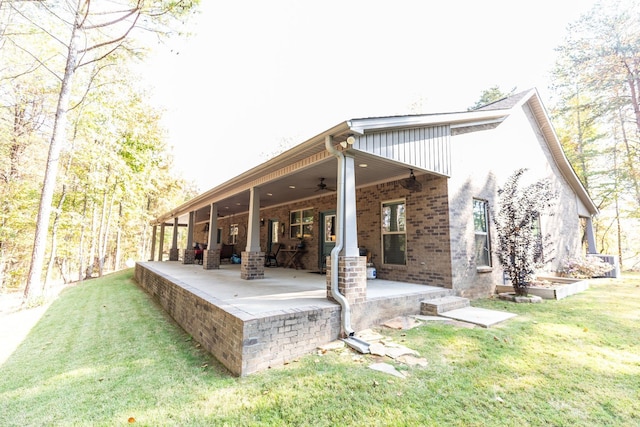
[325,135,354,337]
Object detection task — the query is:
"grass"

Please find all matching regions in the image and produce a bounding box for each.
[1,270,639,426]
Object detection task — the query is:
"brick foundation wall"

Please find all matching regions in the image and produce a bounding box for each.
[241,307,341,374]
[134,263,245,375]
[134,262,343,376]
[349,288,452,331]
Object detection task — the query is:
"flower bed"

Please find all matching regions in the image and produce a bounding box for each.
[495,276,589,300]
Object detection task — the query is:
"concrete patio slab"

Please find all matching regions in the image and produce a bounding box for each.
[134,261,455,375]
[438,306,517,328]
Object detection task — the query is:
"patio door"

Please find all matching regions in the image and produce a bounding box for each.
[319,211,336,272]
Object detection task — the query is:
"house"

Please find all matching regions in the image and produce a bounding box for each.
[135,88,598,375]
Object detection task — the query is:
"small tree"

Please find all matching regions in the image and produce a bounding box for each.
[494,169,557,296]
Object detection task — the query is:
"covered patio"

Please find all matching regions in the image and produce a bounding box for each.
[134,261,453,376]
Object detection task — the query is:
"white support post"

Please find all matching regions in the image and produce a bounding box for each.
[172,217,179,249]
[207,203,218,249]
[150,225,157,261]
[342,152,359,257]
[246,187,261,253]
[585,216,597,254]
[187,211,194,249]
[158,224,165,261]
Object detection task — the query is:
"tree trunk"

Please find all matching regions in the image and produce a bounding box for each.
[97,185,108,277]
[23,21,81,301]
[44,186,67,288]
[77,194,87,282]
[114,202,123,271]
[86,201,97,279]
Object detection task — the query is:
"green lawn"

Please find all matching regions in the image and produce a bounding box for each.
[1,270,639,426]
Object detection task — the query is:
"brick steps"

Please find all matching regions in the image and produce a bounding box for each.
[420,295,470,315]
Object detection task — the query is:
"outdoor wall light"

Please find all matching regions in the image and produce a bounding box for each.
[340,134,356,148]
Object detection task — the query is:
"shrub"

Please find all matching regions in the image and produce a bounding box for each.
[494,169,557,296]
[559,256,615,279]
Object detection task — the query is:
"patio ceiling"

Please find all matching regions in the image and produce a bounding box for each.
[186,149,425,224]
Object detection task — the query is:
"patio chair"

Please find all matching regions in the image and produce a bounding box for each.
[265,243,282,267]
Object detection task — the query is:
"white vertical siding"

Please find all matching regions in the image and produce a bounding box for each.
[354,125,451,176]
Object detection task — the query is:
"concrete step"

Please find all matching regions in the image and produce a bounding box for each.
[420,296,470,315]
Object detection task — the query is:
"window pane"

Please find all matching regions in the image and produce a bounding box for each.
[325,215,336,242]
[475,234,490,266]
[382,201,405,232]
[473,200,487,232]
[289,224,301,239]
[302,209,314,223]
[383,234,406,265]
[473,200,491,267]
[290,211,301,225]
[302,223,313,238]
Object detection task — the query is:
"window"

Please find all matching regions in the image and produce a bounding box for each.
[473,199,491,267]
[271,221,279,243]
[229,223,238,245]
[290,208,314,239]
[382,200,406,265]
[532,214,543,263]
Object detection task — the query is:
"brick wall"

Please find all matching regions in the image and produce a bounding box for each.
[356,174,453,288]
[134,262,342,376]
[213,176,453,289]
[447,103,586,298]
[216,193,338,272]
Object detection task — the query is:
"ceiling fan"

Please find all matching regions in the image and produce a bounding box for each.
[399,169,423,192]
[314,177,336,192]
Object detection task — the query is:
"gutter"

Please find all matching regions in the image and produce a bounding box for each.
[324,135,354,337]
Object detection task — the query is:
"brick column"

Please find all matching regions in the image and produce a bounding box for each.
[241,251,265,280]
[183,249,195,264]
[204,249,220,269]
[326,255,367,305]
[169,248,179,261]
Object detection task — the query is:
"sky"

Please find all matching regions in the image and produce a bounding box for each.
[143,0,600,192]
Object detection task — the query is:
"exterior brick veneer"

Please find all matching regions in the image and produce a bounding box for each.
[169,248,179,261]
[134,262,343,376]
[203,249,220,269]
[325,256,367,305]
[183,249,195,264]
[241,251,265,280]
[211,177,452,292]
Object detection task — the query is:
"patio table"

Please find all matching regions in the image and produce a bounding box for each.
[280,248,304,269]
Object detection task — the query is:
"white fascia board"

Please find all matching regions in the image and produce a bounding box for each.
[347,110,509,133]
